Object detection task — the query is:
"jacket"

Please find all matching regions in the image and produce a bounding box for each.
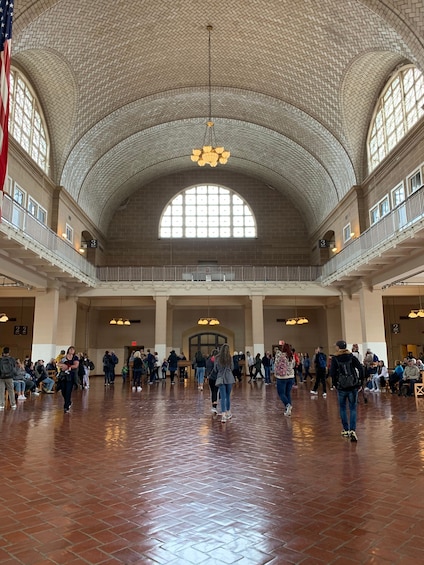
[329,349,364,389]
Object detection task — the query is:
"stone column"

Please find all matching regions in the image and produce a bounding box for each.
[154,295,168,362]
[340,292,363,354]
[250,294,264,356]
[359,285,387,362]
[32,288,60,362]
[56,295,78,354]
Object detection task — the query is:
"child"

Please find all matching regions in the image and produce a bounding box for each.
[121,364,129,384]
[161,359,168,379]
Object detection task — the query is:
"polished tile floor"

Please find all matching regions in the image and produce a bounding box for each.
[1,377,424,565]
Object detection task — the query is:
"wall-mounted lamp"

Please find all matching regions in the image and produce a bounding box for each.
[62,233,67,239]
[0,313,9,323]
[78,248,85,254]
[331,246,338,253]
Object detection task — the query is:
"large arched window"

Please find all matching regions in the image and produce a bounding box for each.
[9,68,49,173]
[367,65,424,173]
[160,184,256,238]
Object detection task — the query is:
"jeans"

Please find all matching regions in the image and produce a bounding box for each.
[219,383,233,413]
[338,389,358,431]
[264,366,271,384]
[13,380,25,394]
[197,366,205,385]
[41,377,54,392]
[276,378,294,407]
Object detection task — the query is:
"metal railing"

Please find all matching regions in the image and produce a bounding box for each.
[97,265,322,283]
[322,185,424,281]
[0,193,97,280]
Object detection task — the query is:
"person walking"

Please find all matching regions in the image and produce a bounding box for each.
[132,351,143,391]
[194,350,206,390]
[58,346,79,414]
[251,353,264,381]
[0,347,18,410]
[206,349,219,413]
[274,344,295,416]
[262,351,272,384]
[311,346,327,397]
[330,340,364,442]
[214,344,235,423]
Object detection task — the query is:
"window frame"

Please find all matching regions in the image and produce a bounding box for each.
[391,182,405,208]
[369,195,390,226]
[343,223,352,244]
[159,184,257,239]
[64,223,74,243]
[407,168,422,196]
[13,182,27,207]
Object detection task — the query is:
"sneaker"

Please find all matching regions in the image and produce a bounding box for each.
[11,404,17,409]
[32,391,40,396]
[350,431,358,442]
[226,412,232,419]
[221,415,227,423]
[322,393,327,398]
[310,390,318,395]
[211,407,217,413]
[285,404,292,416]
[137,386,142,392]
[132,386,136,391]
[341,430,350,437]
[0,406,4,410]
[18,395,26,400]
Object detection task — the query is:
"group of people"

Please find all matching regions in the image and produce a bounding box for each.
[0,345,80,414]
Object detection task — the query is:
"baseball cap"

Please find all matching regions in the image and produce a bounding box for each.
[336,340,347,349]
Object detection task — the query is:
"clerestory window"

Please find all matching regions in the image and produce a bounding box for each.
[367,65,424,173]
[160,184,256,238]
[9,68,49,173]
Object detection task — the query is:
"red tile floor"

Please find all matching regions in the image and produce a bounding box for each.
[1,376,424,565]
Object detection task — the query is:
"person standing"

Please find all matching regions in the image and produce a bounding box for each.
[132,351,143,391]
[262,351,272,384]
[0,347,18,410]
[330,340,364,442]
[58,346,79,414]
[168,350,178,384]
[214,344,235,423]
[302,353,311,382]
[274,344,295,416]
[103,350,113,386]
[311,346,327,397]
[246,351,255,381]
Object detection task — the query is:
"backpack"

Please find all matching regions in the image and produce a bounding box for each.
[318,352,327,369]
[335,357,360,390]
[0,355,16,378]
[275,353,288,377]
[88,361,95,371]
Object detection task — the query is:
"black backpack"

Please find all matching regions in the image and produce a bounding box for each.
[0,355,16,378]
[335,357,360,390]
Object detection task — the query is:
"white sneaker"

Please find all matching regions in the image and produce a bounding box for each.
[132,386,136,391]
[137,386,142,392]
[32,391,40,396]
[11,405,17,409]
[310,390,318,395]
[211,407,217,413]
[284,404,292,416]
[0,406,4,410]
[323,393,327,398]
[18,395,26,400]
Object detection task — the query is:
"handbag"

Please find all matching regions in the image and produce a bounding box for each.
[215,375,224,386]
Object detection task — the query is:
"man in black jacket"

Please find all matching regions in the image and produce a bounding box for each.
[330,340,364,442]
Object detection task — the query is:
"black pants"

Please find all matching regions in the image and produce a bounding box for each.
[61,379,74,411]
[313,367,327,393]
[209,378,218,406]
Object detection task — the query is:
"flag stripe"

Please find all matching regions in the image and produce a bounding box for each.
[0,0,14,206]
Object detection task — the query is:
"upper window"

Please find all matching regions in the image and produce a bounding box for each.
[391,182,405,208]
[408,169,422,195]
[367,65,424,172]
[9,68,49,173]
[160,184,256,238]
[370,195,390,226]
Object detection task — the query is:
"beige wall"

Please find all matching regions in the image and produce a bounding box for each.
[106,170,312,266]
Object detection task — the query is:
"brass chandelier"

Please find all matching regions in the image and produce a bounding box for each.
[191,25,230,167]
[408,288,424,318]
[198,297,220,326]
[285,299,309,325]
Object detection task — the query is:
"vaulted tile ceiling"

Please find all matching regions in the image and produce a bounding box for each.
[12,1,424,234]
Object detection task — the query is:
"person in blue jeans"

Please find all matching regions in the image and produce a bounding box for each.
[330,340,364,442]
[214,344,234,423]
[274,343,295,416]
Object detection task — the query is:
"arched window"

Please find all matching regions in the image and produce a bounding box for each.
[367,65,424,173]
[9,68,49,173]
[160,184,256,238]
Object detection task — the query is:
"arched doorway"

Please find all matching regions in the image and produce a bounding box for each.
[189,332,227,361]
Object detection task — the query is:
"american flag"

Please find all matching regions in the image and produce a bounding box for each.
[0,0,13,196]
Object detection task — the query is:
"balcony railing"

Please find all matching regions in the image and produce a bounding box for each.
[321,185,424,281]
[97,265,322,283]
[0,193,97,281]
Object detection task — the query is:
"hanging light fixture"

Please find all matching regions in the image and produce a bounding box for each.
[408,287,424,318]
[109,298,131,326]
[198,297,220,326]
[0,313,9,323]
[191,25,230,167]
[285,299,309,326]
